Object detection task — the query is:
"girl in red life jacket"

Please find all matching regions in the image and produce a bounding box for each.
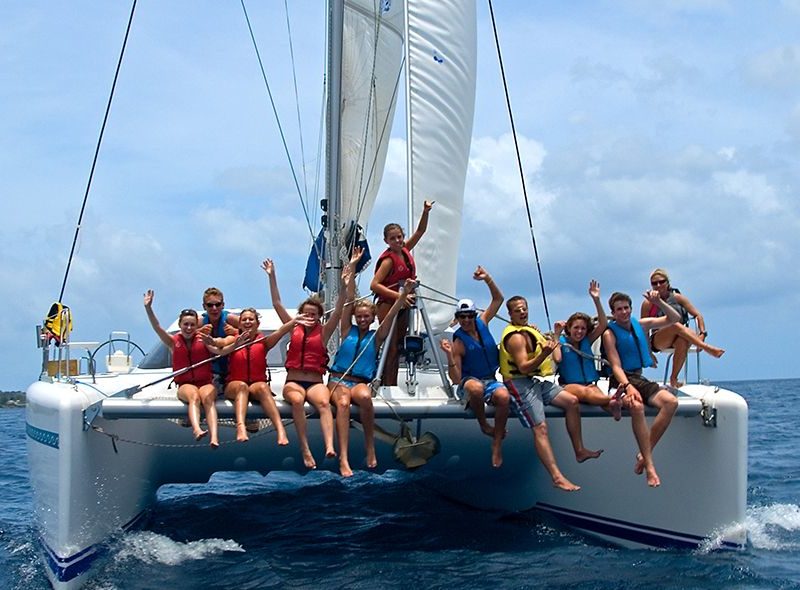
[143,290,220,448]
[369,199,433,386]
[211,308,303,444]
[262,258,352,470]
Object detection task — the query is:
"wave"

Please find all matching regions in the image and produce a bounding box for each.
[115,531,244,566]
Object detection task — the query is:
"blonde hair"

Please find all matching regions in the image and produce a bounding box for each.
[650,268,670,283]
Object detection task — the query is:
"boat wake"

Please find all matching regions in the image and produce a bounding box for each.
[697,503,800,553]
[115,531,244,566]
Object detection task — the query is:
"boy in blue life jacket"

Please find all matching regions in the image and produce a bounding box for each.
[439,266,507,468]
[602,290,681,488]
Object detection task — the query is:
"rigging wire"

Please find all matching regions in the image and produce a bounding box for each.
[283,0,310,208]
[240,0,320,251]
[487,0,552,331]
[58,0,138,302]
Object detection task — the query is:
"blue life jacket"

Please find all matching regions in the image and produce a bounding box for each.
[607,318,652,372]
[202,309,229,376]
[558,334,599,385]
[330,325,378,381]
[454,318,499,380]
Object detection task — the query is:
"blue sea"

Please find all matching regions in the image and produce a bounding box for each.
[2,379,799,589]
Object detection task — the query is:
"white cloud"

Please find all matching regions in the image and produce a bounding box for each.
[743,45,800,92]
[712,169,781,213]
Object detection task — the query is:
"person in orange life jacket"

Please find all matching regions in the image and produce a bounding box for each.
[196,287,240,393]
[210,308,303,444]
[143,290,220,448]
[370,199,434,386]
[554,282,656,482]
[641,268,725,388]
[263,257,352,470]
[552,280,618,416]
[330,249,417,477]
[602,290,682,488]
[439,266,508,468]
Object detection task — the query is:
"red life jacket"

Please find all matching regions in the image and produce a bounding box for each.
[285,323,328,375]
[227,340,269,384]
[375,247,416,303]
[172,333,213,386]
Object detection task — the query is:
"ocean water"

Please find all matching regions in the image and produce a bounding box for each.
[2,379,799,590]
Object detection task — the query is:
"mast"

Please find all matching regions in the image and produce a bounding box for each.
[403,0,414,232]
[324,0,345,309]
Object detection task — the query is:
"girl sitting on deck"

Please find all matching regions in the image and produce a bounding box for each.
[143,290,220,448]
[262,257,352,469]
[330,247,416,476]
[211,308,302,444]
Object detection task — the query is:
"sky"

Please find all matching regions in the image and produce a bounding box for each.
[2,0,800,390]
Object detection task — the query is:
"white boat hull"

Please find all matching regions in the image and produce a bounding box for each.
[27,373,747,589]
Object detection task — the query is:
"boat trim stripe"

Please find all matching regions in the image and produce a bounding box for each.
[26,423,59,449]
[536,502,741,549]
[39,510,147,582]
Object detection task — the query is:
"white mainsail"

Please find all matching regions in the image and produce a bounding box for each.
[339,0,405,231]
[405,0,477,329]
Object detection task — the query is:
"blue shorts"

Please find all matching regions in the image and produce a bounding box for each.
[505,377,562,427]
[328,375,365,389]
[458,378,507,405]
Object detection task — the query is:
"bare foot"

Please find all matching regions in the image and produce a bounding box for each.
[365,448,377,469]
[491,439,503,468]
[339,462,353,478]
[236,424,249,443]
[194,429,208,441]
[608,397,622,421]
[634,453,645,475]
[552,476,581,492]
[210,439,219,449]
[302,449,317,469]
[576,448,603,463]
[669,379,684,389]
[277,430,289,446]
[325,447,337,459]
[645,466,661,487]
[708,346,725,359]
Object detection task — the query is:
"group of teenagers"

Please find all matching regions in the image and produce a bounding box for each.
[440,266,725,491]
[143,199,725,484]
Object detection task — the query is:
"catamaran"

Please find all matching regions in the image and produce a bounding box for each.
[26,2,748,588]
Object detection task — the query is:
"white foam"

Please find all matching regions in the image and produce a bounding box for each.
[115,531,244,566]
[746,503,800,550]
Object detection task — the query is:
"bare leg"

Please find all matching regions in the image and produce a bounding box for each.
[284,385,315,468]
[331,384,353,477]
[627,397,660,487]
[633,389,677,480]
[199,384,219,448]
[464,379,493,436]
[178,384,207,441]
[491,387,510,468]
[225,381,250,442]
[670,338,690,387]
[307,383,335,459]
[351,384,377,468]
[532,422,580,491]
[550,391,602,463]
[251,382,288,446]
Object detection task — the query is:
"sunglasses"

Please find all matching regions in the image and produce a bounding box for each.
[179,309,197,317]
[205,301,224,308]
[455,313,477,319]
[651,279,667,286]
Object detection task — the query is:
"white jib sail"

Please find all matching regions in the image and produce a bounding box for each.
[406,0,477,330]
[340,0,405,235]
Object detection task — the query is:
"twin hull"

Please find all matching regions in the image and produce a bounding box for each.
[26,372,748,589]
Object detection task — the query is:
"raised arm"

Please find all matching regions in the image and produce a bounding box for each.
[587,280,608,342]
[261,258,292,323]
[474,266,503,323]
[551,321,566,363]
[404,199,434,251]
[143,290,174,349]
[439,337,463,384]
[640,290,681,330]
[322,262,353,343]
[375,278,417,345]
[339,247,364,338]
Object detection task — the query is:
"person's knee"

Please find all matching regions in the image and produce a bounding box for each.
[464,380,484,398]
[335,394,350,410]
[556,391,579,410]
[533,421,549,437]
[493,388,510,407]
